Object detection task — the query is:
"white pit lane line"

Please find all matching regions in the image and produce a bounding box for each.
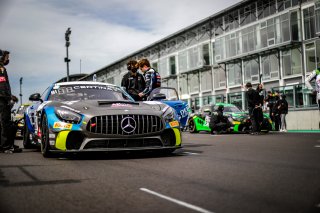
[140,188,214,213]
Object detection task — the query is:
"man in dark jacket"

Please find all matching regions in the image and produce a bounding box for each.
[278,94,288,132]
[121,60,145,101]
[246,82,262,134]
[0,50,21,153]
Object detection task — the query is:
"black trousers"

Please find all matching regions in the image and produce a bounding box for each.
[249,107,263,133]
[0,98,12,149]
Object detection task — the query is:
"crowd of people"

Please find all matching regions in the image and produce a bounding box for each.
[245,82,288,135]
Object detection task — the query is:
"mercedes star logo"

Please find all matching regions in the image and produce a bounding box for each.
[121,117,136,134]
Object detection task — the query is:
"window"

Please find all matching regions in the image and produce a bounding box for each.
[227,92,243,109]
[282,47,302,77]
[303,6,316,40]
[169,56,176,75]
[202,43,210,66]
[305,42,316,73]
[214,38,224,62]
[178,50,188,72]
[277,0,291,12]
[262,53,279,80]
[159,57,168,77]
[180,75,188,94]
[152,62,158,71]
[213,66,226,89]
[315,1,320,34]
[190,73,200,93]
[201,70,212,91]
[243,58,259,83]
[291,11,300,41]
[188,47,199,70]
[281,13,290,42]
[214,17,223,37]
[227,63,242,86]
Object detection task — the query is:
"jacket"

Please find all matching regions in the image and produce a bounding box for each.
[0,66,12,99]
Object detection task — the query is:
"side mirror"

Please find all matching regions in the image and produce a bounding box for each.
[29,93,43,102]
[150,93,166,101]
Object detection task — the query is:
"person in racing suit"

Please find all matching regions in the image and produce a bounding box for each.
[121,60,145,101]
[0,50,22,153]
[138,58,161,100]
[305,69,320,110]
[209,105,230,134]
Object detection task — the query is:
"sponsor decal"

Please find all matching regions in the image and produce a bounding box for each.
[53,122,73,129]
[169,120,179,127]
[0,77,7,82]
[111,103,132,107]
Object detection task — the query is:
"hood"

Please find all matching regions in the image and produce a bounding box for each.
[224,111,250,119]
[45,100,167,116]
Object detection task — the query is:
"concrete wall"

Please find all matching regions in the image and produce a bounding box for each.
[286,110,320,130]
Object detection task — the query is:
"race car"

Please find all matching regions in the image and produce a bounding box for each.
[24,81,182,157]
[147,87,190,131]
[12,103,31,138]
[188,103,272,134]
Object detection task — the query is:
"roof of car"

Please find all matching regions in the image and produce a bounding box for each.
[53,81,115,87]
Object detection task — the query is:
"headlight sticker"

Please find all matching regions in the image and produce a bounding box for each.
[169,120,179,127]
[53,122,73,129]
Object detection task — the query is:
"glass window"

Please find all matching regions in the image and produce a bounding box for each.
[159,57,168,77]
[178,50,188,72]
[202,43,210,65]
[188,47,199,70]
[316,2,320,34]
[282,47,302,77]
[190,73,200,93]
[214,17,223,37]
[201,70,212,91]
[152,62,158,71]
[180,75,188,94]
[305,42,316,73]
[244,58,259,83]
[303,6,316,40]
[262,53,279,80]
[228,92,243,109]
[281,13,290,42]
[291,11,300,41]
[169,56,176,75]
[214,38,224,62]
[227,63,242,86]
[213,66,226,89]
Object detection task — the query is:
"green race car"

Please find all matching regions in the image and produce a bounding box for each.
[188,103,272,134]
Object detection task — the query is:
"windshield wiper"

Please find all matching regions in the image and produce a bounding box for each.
[97,100,139,105]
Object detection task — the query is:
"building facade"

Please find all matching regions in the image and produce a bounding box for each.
[81,0,320,113]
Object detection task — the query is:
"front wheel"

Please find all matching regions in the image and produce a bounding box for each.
[189,119,199,133]
[23,121,32,149]
[41,114,53,157]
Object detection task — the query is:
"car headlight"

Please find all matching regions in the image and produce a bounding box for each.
[231,116,242,122]
[163,107,176,123]
[55,108,82,124]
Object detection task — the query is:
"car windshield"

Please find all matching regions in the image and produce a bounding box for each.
[16,105,29,114]
[48,84,133,102]
[150,88,179,101]
[223,106,242,113]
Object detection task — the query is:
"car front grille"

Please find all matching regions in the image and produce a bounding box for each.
[86,114,164,135]
[83,138,162,149]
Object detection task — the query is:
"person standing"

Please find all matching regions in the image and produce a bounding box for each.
[121,60,145,101]
[272,91,281,131]
[305,69,320,110]
[138,58,161,99]
[0,50,21,153]
[278,94,288,132]
[245,82,262,135]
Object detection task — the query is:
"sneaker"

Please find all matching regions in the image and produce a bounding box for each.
[3,149,13,154]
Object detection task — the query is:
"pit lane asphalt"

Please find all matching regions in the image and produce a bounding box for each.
[0,132,320,213]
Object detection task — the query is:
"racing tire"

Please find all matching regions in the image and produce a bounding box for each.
[189,119,199,133]
[23,121,32,149]
[41,114,53,158]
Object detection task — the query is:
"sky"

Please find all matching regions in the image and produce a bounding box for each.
[0,0,241,106]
